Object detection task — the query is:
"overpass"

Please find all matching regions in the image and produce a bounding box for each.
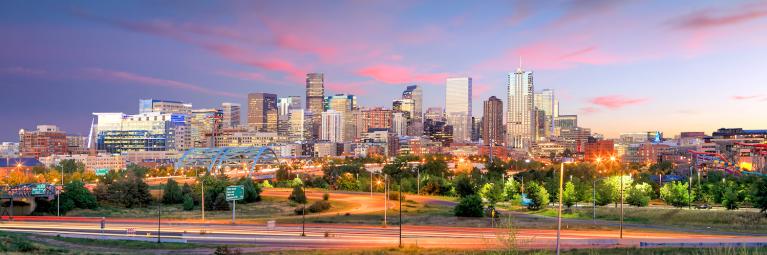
[1,183,58,219]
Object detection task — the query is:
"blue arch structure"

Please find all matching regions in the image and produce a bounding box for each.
[175,146,279,177]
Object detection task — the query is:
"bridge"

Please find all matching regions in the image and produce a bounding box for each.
[1,183,58,219]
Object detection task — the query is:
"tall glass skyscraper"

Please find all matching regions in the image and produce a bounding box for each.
[445,77,472,144]
[402,85,423,136]
[306,73,325,140]
[507,68,534,150]
[533,89,558,141]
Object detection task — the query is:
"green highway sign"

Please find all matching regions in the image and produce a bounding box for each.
[31,184,47,195]
[95,168,109,176]
[226,185,244,201]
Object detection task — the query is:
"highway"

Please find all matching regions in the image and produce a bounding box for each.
[2,217,767,250]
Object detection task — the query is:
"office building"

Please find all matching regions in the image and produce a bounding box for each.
[325,94,358,142]
[93,112,188,153]
[534,89,557,141]
[278,96,302,117]
[139,99,192,115]
[221,102,241,129]
[424,107,445,122]
[554,115,578,136]
[287,109,312,142]
[306,73,325,140]
[0,142,19,157]
[445,77,472,144]
[321,110,344,143]
[482,96,504,146]
[247,93,278,132]
[363,107,393,132]
[506,68,535,149]
[190,108,223,148]
[392,112,408,136]
[18,125,68,158]
[402,85,423,136]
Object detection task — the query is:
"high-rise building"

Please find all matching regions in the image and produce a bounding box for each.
[392,112,408,136]
[320,110,343,143]
[18,125,68,158]
[482,96,504,146]
[190,108,223,148]
[139,99,192,115]
[446,77,472,144]
[221,102,241,129]
[424,107,445,122]
[247,93,278,132]
[93,112,188,153]
[287,109,312,142]
[278,96,302,117]
[554,115,578,136]
[306,73,325,140]
[506,68,534,149]
[324,94,357,142]
[402,85,423,136]
[363,107,392,132]
[534,89,557,141]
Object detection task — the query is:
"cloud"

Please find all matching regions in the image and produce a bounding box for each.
[83,68,243,98]
[670,3,767,30]
[326,81,373,95]
[0,66,47,77]
[472,84,490,99]
[356,64,448,84]
[202,43,306,80]
[579,107,600,114]
[589,95,648,109]
[731,95,763,100]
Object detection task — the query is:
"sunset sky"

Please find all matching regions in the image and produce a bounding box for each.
[1,0,766,141]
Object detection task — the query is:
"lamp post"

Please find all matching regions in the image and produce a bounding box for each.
[615,156,623,239]
[301,182,306,237]
[157,181,163,243]
[556,158,573,255]
[594,157,601,224]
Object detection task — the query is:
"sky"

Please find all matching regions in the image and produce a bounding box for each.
[1,0,766,141]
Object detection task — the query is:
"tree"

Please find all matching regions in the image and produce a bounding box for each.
[212,193,230,210]
[526,182,549,210]
[660,181,692,208]
[162,179,183,204]
[262,180,273,188]
[239,178,262,203]
[289,185,307,204]
[723,185,740,210]
[454,174,476,198]
[626,183,651,207]
[479,183,505,207]
[335,172,358,191]
[595,181,614,206]
[62,180,98,210]
[182,194,194,211]
[562,182,577,209]
[454,194,484,217]
[290,177,304,188]
[751,176,767,216]
[420,177,451,195]
[503,177,520,200]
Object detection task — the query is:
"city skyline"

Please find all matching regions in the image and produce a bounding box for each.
[2,1,767,141]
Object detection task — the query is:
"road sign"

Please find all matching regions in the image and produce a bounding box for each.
[226,185,244,201]
[95,168,109,176]
[31,184,47,195]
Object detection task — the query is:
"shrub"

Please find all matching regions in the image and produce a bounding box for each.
[182,194,194,211]
[63,180,98,210]
[294,205,307,215]
[261,180,273,188]
[526,182,549,210]
[239,178,262,203]
[420,177,452,196]
[322,193,330,201]
[660,182,692,208]
[94,175,152,208]
[162,179,183,204]
[562,182,577,208]
[212,193,230,211]
[752,176,767,216]
[454,174,476,198]
[723,186,740,210]
[626,183,651,207]
[479,183,505,207]
[289,186,307,204]
[308,200,332,213]
[454,194,484,217]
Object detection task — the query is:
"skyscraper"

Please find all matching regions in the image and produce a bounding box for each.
[306,73,325,140]
[533,89,557,141]
[190,108,223,148]
[392,112,407,136]
[482,96,503,146]
[445,77,472,144]
[278,96,302,118]
[221,102,241,129]
[506,68,534,150]
[324,94,357,143]
[247,93,278,132]
[139,99,192,115]
[402,85,423,136]
[320,110,343,143]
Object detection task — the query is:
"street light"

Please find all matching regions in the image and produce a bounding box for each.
[556,157,574,255]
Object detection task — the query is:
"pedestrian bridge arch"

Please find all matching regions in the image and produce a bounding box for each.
[174,146,279,177]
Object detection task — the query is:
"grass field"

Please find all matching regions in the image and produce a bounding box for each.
[512,204,767,233]
[65,196,356,222]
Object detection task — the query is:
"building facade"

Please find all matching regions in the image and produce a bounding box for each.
[221,102,241,129]
[506,69,535,150]
[306,73,325,140]
[18,125,68,158]
[247,93,278,132]
[482,96,504,146]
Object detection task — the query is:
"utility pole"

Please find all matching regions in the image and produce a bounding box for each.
[556,161,564,255]
[399,178,403,248]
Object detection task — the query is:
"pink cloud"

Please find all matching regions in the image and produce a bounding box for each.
[326,81,372,95]
[589,95,648,109]
[83,68,243,98]
[472,84,491,99]
[580,107,600,114]
[732,95,762,100]
[0,66,47,76]
[203,43,306,80]
[671,3,767,30]
[356,64,448,84]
